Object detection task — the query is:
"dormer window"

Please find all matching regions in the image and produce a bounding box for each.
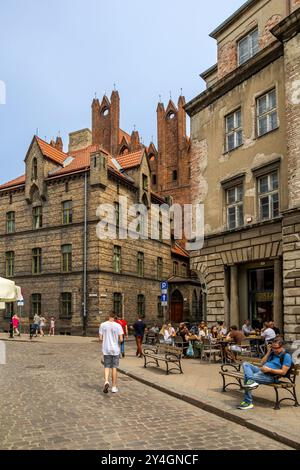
[238,28,259,66]
[32,158,38,181]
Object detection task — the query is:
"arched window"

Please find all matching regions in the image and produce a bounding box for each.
[172,170,178,182]
[120,146,129,155]
[102,107,109,117]
[167,111,175,120]
[32,158,38,181]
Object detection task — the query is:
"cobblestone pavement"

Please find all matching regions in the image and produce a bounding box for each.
[0,342,292,450]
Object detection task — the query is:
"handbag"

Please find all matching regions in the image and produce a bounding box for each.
[186,341,194,357]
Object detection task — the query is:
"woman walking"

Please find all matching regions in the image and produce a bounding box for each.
[12,314,21,337]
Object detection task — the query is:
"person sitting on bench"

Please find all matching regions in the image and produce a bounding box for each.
[238,337,292,410]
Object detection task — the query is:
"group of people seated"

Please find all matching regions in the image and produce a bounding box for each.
[147,318,281,362]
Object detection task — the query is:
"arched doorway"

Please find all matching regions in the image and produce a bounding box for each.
[170,290,184,324]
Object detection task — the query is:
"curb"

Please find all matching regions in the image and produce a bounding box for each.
[118,365,300,450]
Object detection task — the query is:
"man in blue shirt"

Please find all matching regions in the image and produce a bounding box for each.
[238,337,292,410]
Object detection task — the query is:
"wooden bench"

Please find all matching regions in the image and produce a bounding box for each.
[143,344,183,375]
[219,356,300,410]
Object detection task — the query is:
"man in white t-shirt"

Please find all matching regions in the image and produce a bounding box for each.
[99,313,124,394]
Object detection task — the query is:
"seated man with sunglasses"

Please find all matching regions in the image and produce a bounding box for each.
[238,337,292,410]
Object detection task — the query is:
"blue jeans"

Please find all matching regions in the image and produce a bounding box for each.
[120,341,125,355]
[243,362,276,404]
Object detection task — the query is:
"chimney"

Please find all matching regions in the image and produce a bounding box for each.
[131,130,141,152]
[110,90,120,157]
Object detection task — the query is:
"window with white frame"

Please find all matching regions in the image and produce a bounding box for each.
[226,185,244,230]
[257,89,278,137]
[238,28,259,66]
[225,109,242,151]
[258,171,279,220]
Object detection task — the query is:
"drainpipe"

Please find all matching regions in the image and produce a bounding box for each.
[83,171,88,336]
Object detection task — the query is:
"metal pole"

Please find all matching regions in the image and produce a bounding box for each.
[83,172,88,336]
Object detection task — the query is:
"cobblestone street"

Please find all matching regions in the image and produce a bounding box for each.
[0,340,292,450]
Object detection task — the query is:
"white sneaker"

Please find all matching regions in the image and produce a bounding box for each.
[111,386,118,393]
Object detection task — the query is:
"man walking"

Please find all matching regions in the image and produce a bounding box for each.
[99,313,124,394]
[133,315,147,358]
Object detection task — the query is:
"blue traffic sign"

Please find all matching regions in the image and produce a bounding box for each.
[160,281,168,291]
[161,294,168,303]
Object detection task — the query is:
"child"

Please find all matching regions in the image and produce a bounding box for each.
[12,314,21,337]
[49,317,55,336]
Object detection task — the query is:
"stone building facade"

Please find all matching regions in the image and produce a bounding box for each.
[0,92,197,334]
[185,0,300,340]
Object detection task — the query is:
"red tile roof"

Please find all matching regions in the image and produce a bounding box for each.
[0,175,25,190]
[116,150,144,170]
[171,243,190,259]
[35,136,67,165]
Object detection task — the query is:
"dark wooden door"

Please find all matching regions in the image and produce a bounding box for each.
[171,290,184,323]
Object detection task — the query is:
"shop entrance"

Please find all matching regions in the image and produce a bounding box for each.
[248,267,274,329]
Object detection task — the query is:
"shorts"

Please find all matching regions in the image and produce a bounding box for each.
[103,355,120,369]
[229,345,243,353]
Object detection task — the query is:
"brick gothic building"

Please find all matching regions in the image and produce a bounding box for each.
[185,0,300,340]
[0,91,200,334]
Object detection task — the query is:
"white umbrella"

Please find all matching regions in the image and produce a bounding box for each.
[0,277,23,302]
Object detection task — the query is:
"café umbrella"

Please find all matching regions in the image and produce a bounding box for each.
[0,277,23,308]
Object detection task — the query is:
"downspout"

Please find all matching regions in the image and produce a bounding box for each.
[83,171,88,336]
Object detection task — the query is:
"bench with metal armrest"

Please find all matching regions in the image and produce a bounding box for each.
[219,356,300,410]
[143,344,183,375]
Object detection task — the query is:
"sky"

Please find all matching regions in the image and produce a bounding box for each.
[0,0,245,184]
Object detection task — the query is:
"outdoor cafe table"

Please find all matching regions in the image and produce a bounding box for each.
[243,335,265,357]
[216,339,233,364]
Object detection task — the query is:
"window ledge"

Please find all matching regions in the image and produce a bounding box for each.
[256,126,279,141]
[223,142,244,156]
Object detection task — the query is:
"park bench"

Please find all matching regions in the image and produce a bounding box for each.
[219,356,300,410]
[143,343,183,375]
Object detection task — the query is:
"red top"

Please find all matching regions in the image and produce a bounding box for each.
[116,319,127,335]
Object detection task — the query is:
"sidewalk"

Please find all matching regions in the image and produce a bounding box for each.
[118,344,300,449]
[0,332,97,345]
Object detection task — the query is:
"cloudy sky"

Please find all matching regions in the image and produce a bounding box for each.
[0,0,245,183]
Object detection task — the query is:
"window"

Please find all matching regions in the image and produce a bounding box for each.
[225,109,242,151]
[172,170,178,182]
[226,185,244,229]
[143,174,148,191]
[4,302,14,319]
[62,201,73,225]
[32,248,42,274]
[33,206,42,229]
[137,294,145,318]
[238,28,259,65]
[31,293,41,316]
[114,202,120,231]
[152,174,157,185]
[258,171,279,220]
[157,257,163,280]
[6,212,15,234]
[257,89,278,137]
[6,251,14,277]
[61,244,72,272]
[181,263,188,277]
[159,221,163,241]
[65,181,69,193]
[60,293,72,319]
[113,293,122,316]
[173,261,179,276]
[137,252,144,277]
[32,158,38,181]
[113,246,122,273]
[9,194,13,204]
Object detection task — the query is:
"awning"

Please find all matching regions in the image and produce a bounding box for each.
[0,277,23,302]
